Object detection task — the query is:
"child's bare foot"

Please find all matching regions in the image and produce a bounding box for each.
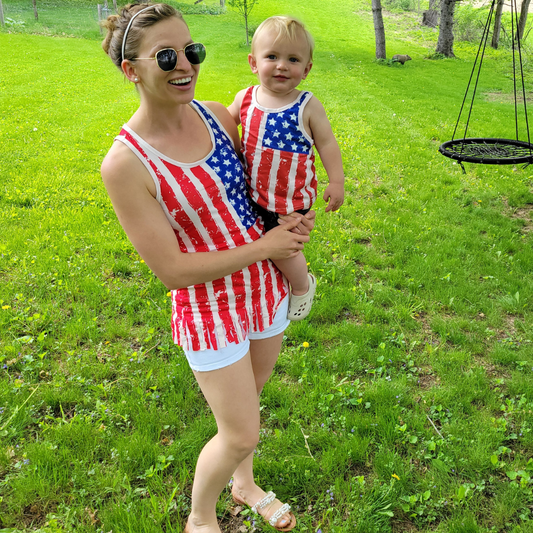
[231,483,296,531]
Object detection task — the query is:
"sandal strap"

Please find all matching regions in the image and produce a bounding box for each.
[268,503,292,526]
[251,491,276,513]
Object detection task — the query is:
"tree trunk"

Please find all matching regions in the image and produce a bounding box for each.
[517,0,531,40]
[0,0,4,27]
[422,0,440,28]
[422,10,439,27]
[491,0,505,48]
[33,0,38,21]
[436,0,456,57]
[372,0,387,59]
[244,0,249,46]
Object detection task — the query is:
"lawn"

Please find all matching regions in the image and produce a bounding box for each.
[0,0,532,532]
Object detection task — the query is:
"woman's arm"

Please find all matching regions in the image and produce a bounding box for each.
[101,143,307,290]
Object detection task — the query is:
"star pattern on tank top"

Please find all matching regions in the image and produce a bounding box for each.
[261,110,311,154]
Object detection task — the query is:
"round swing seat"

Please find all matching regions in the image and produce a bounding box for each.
[439,138,533,165]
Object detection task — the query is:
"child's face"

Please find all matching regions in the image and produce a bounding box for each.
[249,28,312,96]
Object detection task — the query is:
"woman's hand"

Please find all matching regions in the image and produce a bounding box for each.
[259,216,310,260]
[277,210,316,236]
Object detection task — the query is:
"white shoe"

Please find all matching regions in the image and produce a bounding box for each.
[287,274,316,321]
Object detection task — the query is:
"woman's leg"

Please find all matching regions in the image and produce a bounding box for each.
[187,352,262,532]
[231,333,295,529]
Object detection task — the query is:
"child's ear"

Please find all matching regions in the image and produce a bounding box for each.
[302,62,313,80]
[248,54,259,74]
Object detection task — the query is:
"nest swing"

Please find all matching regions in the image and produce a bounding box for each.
[439,0,533,172]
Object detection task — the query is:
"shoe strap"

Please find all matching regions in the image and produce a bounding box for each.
[268,503,291,526]
[251,491,276,513]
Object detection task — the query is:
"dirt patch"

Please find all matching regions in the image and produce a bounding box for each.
[473,355,512,381]
[417,365,440,390]
[485,92,533,104]
[501,197,533,234]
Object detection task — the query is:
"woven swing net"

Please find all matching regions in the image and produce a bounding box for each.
[439,0,533,168]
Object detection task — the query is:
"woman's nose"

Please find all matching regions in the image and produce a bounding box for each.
[174,49,191,70]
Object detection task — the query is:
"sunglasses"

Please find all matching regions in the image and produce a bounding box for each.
[135,43,206,71]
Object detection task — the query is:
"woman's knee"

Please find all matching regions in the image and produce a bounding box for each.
[222,428,259,458]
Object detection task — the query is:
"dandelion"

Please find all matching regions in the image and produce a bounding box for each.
[302,342,310,348]
[2,305,10,310]
[392,474,400,480]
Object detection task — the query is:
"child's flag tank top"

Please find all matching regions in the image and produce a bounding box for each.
[240,86,317,215]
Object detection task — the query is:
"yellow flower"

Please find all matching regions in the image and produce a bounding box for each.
[392,474,400,481]
[2,305,10,310]
[302,342,310,348]
[167,292,172,297]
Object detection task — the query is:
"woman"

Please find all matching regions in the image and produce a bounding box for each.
[101,4,314,532]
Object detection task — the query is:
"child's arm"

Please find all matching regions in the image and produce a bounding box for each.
[306,97,345,213]
[227,89,247,126]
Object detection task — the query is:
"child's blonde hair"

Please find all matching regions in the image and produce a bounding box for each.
[251,16,314,61]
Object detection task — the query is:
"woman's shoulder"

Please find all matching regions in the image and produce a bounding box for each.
[101,138,144,186]
[201,101,241,150]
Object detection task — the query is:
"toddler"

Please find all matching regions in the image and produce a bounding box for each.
[229,15,345,320]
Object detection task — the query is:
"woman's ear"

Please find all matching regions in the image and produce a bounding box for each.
[121,59,139,83]
[248,54,258,74]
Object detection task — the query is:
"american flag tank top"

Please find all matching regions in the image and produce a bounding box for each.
[115,100,288,352]
[241,86,317,215]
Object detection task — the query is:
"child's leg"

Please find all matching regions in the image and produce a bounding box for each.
[187,353,261,532]
[273,251,309,295]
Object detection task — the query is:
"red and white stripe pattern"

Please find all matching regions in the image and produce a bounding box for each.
[241,86,317,215]
[115,100,287,352]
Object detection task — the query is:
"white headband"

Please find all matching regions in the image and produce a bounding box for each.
[121,5,156,66]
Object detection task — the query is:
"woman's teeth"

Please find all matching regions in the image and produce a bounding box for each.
[169,77,192,85]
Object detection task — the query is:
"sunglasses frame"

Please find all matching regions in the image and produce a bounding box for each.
[134,43,206,71]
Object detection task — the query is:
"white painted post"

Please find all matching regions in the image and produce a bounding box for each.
[0,0,4,28]
[97,4,103,34]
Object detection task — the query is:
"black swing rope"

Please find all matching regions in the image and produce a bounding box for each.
[439,0,533,171]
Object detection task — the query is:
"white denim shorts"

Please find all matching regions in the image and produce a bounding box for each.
[183,296,289,372]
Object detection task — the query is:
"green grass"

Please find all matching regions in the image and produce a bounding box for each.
[1,0,533,532]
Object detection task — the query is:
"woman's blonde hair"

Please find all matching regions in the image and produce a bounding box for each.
[251,16,314,61]
[101,3,184,70]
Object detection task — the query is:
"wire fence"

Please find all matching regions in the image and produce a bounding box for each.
[0,0,226,39]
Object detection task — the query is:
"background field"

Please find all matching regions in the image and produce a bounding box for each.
[1,0,532,532]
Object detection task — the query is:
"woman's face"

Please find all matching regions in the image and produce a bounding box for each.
[132,17,200,104]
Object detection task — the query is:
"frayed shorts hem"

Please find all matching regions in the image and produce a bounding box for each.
[183,296,289,372]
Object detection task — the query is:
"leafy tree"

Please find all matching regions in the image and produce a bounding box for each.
[372,0,387,59]
[228,0,259,46]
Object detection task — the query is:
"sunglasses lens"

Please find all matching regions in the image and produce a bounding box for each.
[184,43,206,65]
[156,48,178,71]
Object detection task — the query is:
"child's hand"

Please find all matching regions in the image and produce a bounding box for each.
[323,183,344,212]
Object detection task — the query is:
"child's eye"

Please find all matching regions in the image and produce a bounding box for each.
[267,54,277,60]
[289,57,300,63]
